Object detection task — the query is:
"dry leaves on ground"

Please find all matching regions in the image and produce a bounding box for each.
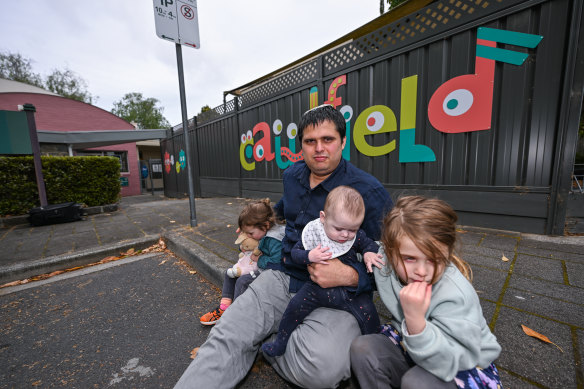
[521,324,563,352]
[0,238,168,289]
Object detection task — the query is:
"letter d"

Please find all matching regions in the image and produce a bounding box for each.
[428,40,495,133]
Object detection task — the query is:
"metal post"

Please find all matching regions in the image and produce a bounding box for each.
[175,43,197,227]
[149,159,155,195]
[22,104,48,207]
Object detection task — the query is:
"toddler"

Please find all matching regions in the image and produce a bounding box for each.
[199,199,285,325]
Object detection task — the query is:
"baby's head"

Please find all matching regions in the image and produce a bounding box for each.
[381,196,470,284]
[320,186,364,243]
[238,198,275,241]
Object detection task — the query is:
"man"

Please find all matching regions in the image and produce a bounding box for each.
[175,105,392,388]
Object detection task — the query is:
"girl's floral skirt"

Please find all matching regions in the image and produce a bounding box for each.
[380,324,503,389]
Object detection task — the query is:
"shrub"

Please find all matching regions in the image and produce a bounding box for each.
[0,156,121,216]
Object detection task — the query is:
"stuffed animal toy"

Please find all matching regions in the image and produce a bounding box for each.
[226,232,262,278]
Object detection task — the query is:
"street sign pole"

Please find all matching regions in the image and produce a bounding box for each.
[153,0,200,227]
[175,43,197,227]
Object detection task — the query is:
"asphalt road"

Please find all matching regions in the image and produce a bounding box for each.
[0,252,293,388]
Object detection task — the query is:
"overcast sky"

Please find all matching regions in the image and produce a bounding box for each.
[1,1,381,127]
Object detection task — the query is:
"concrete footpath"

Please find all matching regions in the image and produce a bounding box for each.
[1,194,584,388]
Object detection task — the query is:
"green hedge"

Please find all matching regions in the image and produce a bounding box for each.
[0,156,121,216]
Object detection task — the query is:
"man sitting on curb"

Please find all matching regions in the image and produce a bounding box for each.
[174,104,393,388]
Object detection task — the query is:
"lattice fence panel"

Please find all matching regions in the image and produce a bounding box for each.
[324,0,512,75]
[239,60,318,108]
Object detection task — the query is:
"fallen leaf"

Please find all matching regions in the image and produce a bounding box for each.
[170,220,176,223]
[0,280,22,288]
[190,347,199,359]
[502,255,510,262]
[99,256,120,264]
[158,239,167,250]
[159,259,168,265]
[521,325,563,352]
[189,271,197,275]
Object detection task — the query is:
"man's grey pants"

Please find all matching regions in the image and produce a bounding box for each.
[174,270,360,388]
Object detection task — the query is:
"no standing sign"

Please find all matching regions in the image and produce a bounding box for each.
[153,0,200,49]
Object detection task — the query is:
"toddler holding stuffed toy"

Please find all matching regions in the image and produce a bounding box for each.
[261,186,382,356]
[200,199,285,325]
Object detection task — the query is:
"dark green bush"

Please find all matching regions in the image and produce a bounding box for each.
[0,156,121,216]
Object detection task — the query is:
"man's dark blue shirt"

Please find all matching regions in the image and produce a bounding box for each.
[274,159,393,294]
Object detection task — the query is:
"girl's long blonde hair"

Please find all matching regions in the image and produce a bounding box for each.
[381,195,472,283]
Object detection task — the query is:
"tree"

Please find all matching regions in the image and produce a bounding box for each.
[111,92,170,129]
[200,105,211,114]
[1,51,95,104]
[379,0,408,14]
[0,52,43,87]
[45,68,95,104]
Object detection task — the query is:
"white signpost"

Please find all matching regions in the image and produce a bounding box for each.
[153,0,200,49]
[153,0,200,226]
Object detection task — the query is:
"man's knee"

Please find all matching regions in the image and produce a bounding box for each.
[269,308,359,387]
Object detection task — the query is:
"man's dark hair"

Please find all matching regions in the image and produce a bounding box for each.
[298,104,346,143]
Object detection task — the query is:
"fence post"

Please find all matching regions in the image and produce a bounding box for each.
[22,104,48,207]
[317,56,325,106]
[234,96,243,197]
[547,0,584,235]
[192,116,202,197]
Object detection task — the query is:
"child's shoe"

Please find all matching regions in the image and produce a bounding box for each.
[199,307,224,325]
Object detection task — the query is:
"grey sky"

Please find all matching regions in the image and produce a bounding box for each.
[1,1,380,127]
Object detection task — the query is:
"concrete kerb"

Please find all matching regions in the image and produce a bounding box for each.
[163,232,229,288]
[0,235,160,284]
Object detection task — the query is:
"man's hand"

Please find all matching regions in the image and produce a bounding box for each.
[363,252,384,272]
[308,258,358,288]
[308,244,332,264]
[399,282,432,335]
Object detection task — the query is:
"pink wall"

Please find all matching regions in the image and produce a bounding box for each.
[0,93,141,197]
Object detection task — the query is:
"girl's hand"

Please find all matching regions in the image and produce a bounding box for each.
[250,253,259,262]
[308,244,332,264]
[363,252,385,272]
[399,282,432,335]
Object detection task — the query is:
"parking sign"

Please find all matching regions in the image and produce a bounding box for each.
[153,0,200,49]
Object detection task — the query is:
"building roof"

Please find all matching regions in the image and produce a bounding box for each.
[0,79,166,148]
[0,78,60,96]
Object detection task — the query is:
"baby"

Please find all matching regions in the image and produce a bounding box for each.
[262,185,382,357]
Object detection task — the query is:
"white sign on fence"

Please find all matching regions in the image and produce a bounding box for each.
[153,0,200,49]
